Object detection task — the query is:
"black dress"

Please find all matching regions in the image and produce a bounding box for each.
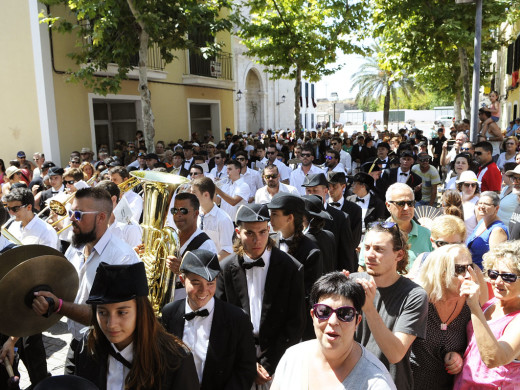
[410,301,471,390]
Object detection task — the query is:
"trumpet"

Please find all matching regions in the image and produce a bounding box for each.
[118,176,140,196]
[0,218,23,246]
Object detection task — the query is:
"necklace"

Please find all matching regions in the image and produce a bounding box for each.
[440,300,459,331]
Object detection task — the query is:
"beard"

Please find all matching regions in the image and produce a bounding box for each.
[72,225,97,247]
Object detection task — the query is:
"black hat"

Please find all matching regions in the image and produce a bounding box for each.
[267,193,305,214]
[180,249,221,282]
[34,375,99,390]
[377,142,390,151]
[351,172,375,190]
[48,167,64,176]
[302,195,332,220]
[235,204,270,224]
[400,150,415,159]
[144,153,159,160]
[42,161,56,169]
[417,152,431,161]
[302,173,328,187]
[86,262,148,304]
[327,171,347,184]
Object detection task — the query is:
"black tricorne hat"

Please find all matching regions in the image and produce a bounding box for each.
[327,171,347,184]
[302,195,332,220]
[34,375,99,390]
[180,249,221,282]
[351,172,375,191]
[235,203,270,224]
[267,193,305,214]
[302,173,328,187]
[86,262,148,305]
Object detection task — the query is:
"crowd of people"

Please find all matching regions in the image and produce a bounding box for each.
[0,117,519,390]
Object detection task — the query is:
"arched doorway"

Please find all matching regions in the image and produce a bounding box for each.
[245,69,263,133]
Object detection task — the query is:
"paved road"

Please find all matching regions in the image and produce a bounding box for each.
[18,318,72,389]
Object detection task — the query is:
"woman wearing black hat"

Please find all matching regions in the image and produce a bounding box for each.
[75,262,198,390]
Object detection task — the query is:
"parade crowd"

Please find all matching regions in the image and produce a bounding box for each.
[0,106,519,390]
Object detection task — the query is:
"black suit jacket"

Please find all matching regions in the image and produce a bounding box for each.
[350,145,370,164]
[74,335,199,390]
[375,168,423,202]
[161,298,257,390]
[215,247,305,375]
[324,205,358,273]
[340,199,363,248]
[347,194,387,227]
[306,228,336,275]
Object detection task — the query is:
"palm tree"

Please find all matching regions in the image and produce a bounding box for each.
[350,42,421,127]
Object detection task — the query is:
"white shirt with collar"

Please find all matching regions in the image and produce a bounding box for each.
[0,235,11,252]
[183,297,215,383]
[355,193,371,232]
[197,205,234,254]
[122,190,143,223]
[397,167,410,183]
[219,178,250,221]
[290,165,326,196]
[8,215,59,249]
[183,157,194,171]
[107,221,143,248]
[65,229,140,340]
[327,162,346,174]
[272,160,291,181]
[208,166,228,180]
[328,197,344,210]
[254,182,300,204]
[339,150,352,174]
[243,248,271,336]
[179,228,218,257]
[240,168,263,202]
[107,342,133,390]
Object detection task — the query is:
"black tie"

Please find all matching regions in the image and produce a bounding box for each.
[200,214,205,230]
[108,345,132,369]
[242,258,265,270]
[400,172,408,176]
[183,309,209,321]
[280,239,292,245]
[356,197,365,203]
[330,202,341,207]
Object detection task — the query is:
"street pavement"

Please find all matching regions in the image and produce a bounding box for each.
[18,318,72,389]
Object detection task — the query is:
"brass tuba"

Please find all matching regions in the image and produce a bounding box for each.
[130,171,189,315]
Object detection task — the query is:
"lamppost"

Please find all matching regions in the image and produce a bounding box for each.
[456,0,482,142]
[331,92,338,133]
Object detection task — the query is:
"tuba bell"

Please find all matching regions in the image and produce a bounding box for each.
[130,171,189,315]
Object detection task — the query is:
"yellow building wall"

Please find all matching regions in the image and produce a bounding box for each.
[504,21,520,123]
[0,0,42,161]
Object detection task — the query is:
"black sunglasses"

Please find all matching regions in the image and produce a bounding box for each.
[64,180,76,185]
[267,151,276,155]
[312,304,357,322]
[454,263,473,276]
[388,200,415,208]
[7,205,27,213]
[301,153,312,157]
[171,207,190,215]
[463,183,477,188]
[236,157,246,161]
[264,174,278,179]
[474,151,483,156]
[487,269,519,283]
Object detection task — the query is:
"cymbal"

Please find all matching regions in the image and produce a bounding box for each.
[0,245,65,281]
[0,255,79,337]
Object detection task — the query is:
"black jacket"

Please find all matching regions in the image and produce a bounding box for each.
[306,228,336,275]
[324,205,358,273]
[346,194,387,227]
[340,199,363,248]
[375,168,423,202]
[161,298,257,390]
[215,247,305,375]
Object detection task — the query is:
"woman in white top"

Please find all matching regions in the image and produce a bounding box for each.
[497,162,518,224]
[271,272,395,390]
[445,153,472,191]
[457,171,480,234]
[496,137,518,170]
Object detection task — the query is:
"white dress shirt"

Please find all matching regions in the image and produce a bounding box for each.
[219,178,250,221]
[122,190,143,223]
[290,165,326,196]
[240,168,263,202]
[254,183,300,204]
[272,160,291,182]
[328,196,344,209]
[65,230,140,340]
[355,193,371,232]
[107,342,133,390]
[243,248,271,336]
[183,297,215,383]
[397,167,410,184]
[179,228,218,256]
[208,166,228,180]
[198,204,234,254]
[107,221,143,248]
[339,150,352,174]
[183,157,194,171]
[8,215,59,249]
[0,235,11,252]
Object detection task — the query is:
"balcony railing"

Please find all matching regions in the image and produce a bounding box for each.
[189,51,233,80]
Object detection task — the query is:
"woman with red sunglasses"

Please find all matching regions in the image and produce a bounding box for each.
[454,241,520,389]
[271,272,395,390]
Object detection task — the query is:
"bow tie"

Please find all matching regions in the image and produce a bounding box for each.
[400,172,408,176]
[330,202,341,207]
[242,258,265,270]
[280,238,292,245]
[356,197,365,203]
[184,309,209,321]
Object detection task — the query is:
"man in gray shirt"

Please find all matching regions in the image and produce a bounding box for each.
[352,222,428,390]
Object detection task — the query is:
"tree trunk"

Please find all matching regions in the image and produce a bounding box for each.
[454,90,462,122]
[128,0,155,153]
[294,66,302,139]
[383,85,391,127]
[458,46,471,120]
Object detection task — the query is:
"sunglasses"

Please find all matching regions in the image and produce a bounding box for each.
[312,303,357,323]
[236,157,246,161]
[454,263,473,276]
[474,151,483,156]
[171,207,190,215]
[301,153,312,157]
[435,240,463,247]
[64,180,76,185]
[331,142,339,146]
[460,148,470,151]
[264,174,278,179]
[487,269,519,283]
[7,205,27,213]
[267,151,276,155]
[388,200,415,208]
[214,157,222,160]
[68,210,100,221]
[463,183,477,188]
[325,156,334,160]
